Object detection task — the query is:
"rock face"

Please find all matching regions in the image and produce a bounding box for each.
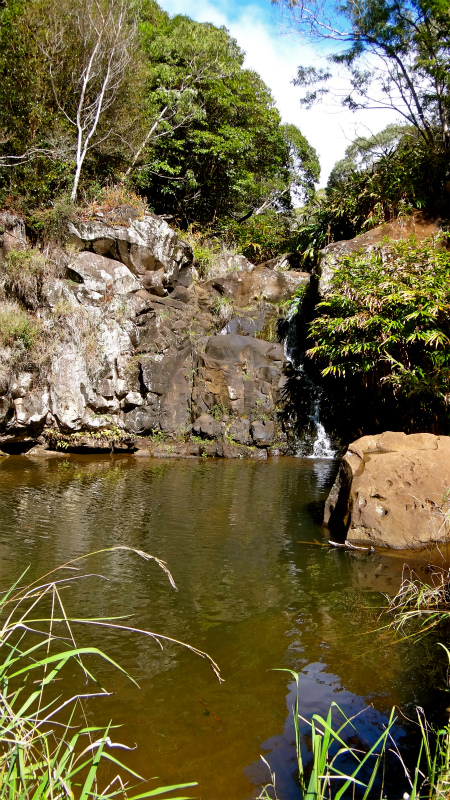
[68,212,193,290]
[0,211,27,260]
[325,431,450,548]
[0,206,308,456]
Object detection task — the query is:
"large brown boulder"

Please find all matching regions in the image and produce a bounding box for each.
[325,431,450,549]
[206,266,310,307]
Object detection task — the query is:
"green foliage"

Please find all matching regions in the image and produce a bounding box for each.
[221,211,301,264]
[0,548,220,797]
[283,0,450,150]
[259,667,450,800]
[327,123,415,188]
[27,198,77,244]
[1,248,53,309]
[282,122,320,203]
[135,13,296,223]
[209,402,227,421]
[0,0,317,224]
[44,427,134,449]
[307,236,450,428]
[296,138,449,263]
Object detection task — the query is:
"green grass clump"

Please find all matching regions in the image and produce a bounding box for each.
[258,667,450,800]
[0,547,221,798]
[0,300,41,350]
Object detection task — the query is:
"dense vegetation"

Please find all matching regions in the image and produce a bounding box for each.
[307,237,450,433]
[0,0,319,225]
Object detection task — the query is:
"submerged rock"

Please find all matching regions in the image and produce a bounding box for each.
[325,431,450,549]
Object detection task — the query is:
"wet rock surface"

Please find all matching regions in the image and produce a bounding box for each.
[325,431,450,548]
[0,206,308,457]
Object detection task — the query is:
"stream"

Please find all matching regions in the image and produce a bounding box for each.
[0,455,442,798]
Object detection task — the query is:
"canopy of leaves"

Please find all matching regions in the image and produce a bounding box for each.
[0,0,318,223]
[135,13,319,223]
[307,236,450,429]
[295,135,449,264]
[283,0,450,150]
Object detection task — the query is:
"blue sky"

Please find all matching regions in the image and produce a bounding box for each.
[158,0,399,186]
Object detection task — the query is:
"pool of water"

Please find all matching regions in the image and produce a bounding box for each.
[0,455,442,798]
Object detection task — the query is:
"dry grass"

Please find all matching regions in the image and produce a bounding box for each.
[0,248,61,310]
[80,184,148,222]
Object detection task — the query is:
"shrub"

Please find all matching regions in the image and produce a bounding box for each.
[220,211,300,264]
[27,197,77,245]
[307,235,450,430]
[295,141,450,264]
[84,183,148,219]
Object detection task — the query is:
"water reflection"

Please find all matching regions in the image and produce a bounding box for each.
[0,455,440,798]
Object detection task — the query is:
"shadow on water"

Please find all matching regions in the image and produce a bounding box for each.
[0,455,446,798]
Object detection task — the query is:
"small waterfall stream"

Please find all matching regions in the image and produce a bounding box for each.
[284,302,336,459]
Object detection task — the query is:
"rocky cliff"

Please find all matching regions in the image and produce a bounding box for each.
[0,207,310,457]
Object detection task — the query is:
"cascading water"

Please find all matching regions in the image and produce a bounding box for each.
[284,300,336,459]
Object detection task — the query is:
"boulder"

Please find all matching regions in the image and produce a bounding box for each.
[261,253,303,272]
[228,418,251,444]
[193,414,222,439]
[207,266,310,307]
[205,251,255,279]
[68,212,193,288]
[0,212,27,261]
[251,419,275,446]
[10,372,34,399]
[192,335,284,420]
[325,431,450,549]
[0,396,12,426]
[67,251,140,298]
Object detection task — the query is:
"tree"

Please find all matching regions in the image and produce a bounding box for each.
[134,14,318,223]
[39,0,137,201]
[275,0,450,149]
[282,122,320,201]
[327,122,414,186]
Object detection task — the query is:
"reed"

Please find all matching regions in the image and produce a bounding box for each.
[0,546,221,799]
[257,668,450,800]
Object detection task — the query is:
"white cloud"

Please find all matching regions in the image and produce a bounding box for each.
[159,0,399,185]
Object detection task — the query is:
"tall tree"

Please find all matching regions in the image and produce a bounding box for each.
[134,14,318,223]
[275,0,450,149]
[39,0,137,201]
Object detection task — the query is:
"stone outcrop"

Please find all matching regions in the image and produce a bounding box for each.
[68,211,194,290]
[0,211,27,259]
[0,206,308,457]
[205,265,309,307]
[325,431,450,549]
[317,212,442,297]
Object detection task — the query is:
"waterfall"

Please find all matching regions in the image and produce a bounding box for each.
[283,303,336,459]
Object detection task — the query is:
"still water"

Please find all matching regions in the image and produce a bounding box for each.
[0,455,441,798]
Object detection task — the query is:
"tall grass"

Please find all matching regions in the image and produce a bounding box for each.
[0,546,221,799]
[257,668,450,800]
